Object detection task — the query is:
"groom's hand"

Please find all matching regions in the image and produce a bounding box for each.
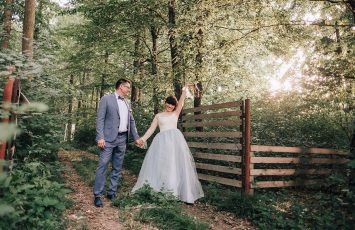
[135,139,144,147]
[97,139,105,149]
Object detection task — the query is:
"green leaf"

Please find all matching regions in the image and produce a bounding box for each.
[42,197,59,206]
[346,160,355,169]
[16,184,36,192]
[0,124,21,142]
[0,204,15,216]
[18,102,49,113]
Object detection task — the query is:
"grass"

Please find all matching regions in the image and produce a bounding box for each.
[71,156,98,186]
[113,184,209,230]
[137,206,208,230]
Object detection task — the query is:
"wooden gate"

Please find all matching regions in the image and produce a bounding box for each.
[181,100,245,188]
[181,99,350,195]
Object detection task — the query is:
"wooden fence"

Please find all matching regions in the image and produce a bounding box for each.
[181,99,350,195]
[0,77,21,161]
[181,100,244,188]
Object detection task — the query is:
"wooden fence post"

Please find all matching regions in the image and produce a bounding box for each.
[243,99,251,195]
[0,78,14,160]
[8,78,20,162]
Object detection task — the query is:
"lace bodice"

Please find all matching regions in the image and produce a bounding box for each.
[158,113,178,131]
[141,112,178,141]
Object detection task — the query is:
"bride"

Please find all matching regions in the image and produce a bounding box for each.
[132,86,204,204]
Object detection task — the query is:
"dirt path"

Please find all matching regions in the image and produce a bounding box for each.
[59,149,255,230]
[60,150,123,230]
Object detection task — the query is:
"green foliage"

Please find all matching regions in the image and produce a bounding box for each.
[86,145,101,155]
[202,184,354,229]
[113,184,180,208]
[252,94,350,148]
[16,114,62,162]
[73,122,96,149]
[123,148,146,176]
[0,162,71,230]
[137,207,208,230]
[114,185,208,230]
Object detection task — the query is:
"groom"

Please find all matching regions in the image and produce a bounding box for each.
[93,78,143,207]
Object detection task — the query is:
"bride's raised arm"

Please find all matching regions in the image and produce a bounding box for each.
[174,86,189,115]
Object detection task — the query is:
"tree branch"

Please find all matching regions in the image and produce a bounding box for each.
[309,0,347,3]
[215,21,352,33]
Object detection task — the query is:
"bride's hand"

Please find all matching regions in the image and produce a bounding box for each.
[182,83,192,92]
[135,138,144,147]
[182,84,193,98]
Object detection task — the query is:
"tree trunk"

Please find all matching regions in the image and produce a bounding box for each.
[150,26,159,114]
[194,24,204,131]
[131,33,142,103]
[350,125,355,192]
[33,0,43,40]
[66,75,74,142]
[1,0,13,50]
[91,86,95,109]
[168,0,182,98]
[22,0,36,58]
[348,0,355,24]
[100,52,109,99]
[95,87,99,111]
[335,21,342,54]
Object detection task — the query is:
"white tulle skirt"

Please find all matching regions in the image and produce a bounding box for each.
[132,128,204,203]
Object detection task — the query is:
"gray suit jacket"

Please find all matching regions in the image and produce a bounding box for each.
[95,93,139,142]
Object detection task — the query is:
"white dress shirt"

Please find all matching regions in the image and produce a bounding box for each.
[115,92,128,132]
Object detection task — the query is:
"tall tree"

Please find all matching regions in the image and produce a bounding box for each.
[1,0,13,50]
[131,32,143,103]
[150,25,159,114]
[66,74,74,141]
[168,0,182,98]
[22,0,36,58]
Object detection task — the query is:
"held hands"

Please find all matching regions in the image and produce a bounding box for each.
[98,138,145,149]
[135,138,145,148]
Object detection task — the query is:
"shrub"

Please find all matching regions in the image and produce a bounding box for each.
[0,161,71,230]
[73,124,96,149]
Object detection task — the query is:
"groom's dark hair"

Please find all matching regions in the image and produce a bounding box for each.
[115,78,131,89]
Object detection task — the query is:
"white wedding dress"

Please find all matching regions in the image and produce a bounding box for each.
[132,112,204,203]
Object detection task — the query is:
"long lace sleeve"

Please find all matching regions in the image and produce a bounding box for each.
[141,115,158,142]
[174,87,188,115]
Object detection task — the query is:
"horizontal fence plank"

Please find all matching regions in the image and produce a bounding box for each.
[253,179,324,188]
[183,101,242,114]
[251,157,349,164]
[182,111,242,121]
[194,152,242,162]
[198,173,242,187]
[183,131,242,138]
[188,142,242,150]
[182,120,241,128]
[251,169,333,176]
[251,145,350,156]
[196,162,242,174]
